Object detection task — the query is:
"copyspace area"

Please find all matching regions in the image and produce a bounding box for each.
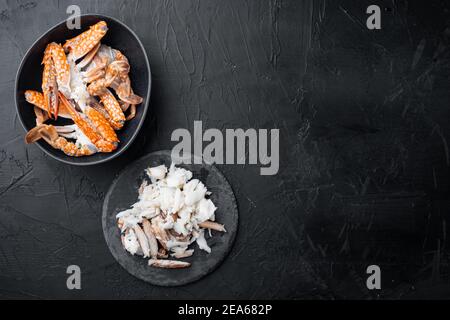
[0,0,449,299]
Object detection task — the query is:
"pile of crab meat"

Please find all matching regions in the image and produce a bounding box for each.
[116,164,226,269]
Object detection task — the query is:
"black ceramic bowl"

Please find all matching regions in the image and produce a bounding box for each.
[15,14,151,165]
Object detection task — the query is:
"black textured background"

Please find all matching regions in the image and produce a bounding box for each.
[0,0,449,299]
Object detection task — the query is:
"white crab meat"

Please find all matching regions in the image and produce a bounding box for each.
[172,188,185,213]
[57,125,97,153]
[159,187,176,213]
[116,208,141,230]
[146,165,168,181]
[195,229,211,254]
[160,215,175,230]
[165,163,193,188]
[194,198,217,224]
[117,163,224,266]
[166,239,190,251]
[139,184,160,202]
[183,179,207,206]
[173,207,193,236]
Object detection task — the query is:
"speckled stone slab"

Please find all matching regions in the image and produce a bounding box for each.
[102,150,239,286]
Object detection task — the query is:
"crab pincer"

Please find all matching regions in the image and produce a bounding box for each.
[23,20,143,158]
[25,90,71,119]
[41,44,59,119]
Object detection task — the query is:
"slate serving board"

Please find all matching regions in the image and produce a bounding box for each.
[102,150,239,286]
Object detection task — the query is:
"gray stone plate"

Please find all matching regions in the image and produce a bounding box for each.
[102,150,238,286]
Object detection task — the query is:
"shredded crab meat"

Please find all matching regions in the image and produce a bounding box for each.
[116,164,225,269]
[122,229,140,256]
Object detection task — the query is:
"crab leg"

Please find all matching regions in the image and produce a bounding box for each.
[110,76,143,105]
[41,44,59,119]
[23,90,48,125]
[148,259,191,269]
[83,65,106,83]
[89,98,112,120]
[88,97,125,130]
[171,249,194,259]
[25,90,71,119]
[25,124,95,157]
[142,219,159,259]
[99,89,126,129]
[25,90,46,110]
[59,92,118,143]
[50,43,71,95]
[85,105,120,143]
[133,225,151,258]
[41,43,71,119]
[157,249,169,259]
[108,50,142,104]
[58,92,118,153]
[198,221,227,232]
[87,85,126,130]
[33,107,48,125]
[82,54,109,83]
[63,21,108,61]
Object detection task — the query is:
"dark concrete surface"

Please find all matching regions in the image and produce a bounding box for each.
[0,0,449,299]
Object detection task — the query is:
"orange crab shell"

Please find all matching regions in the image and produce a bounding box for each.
[49,43,71,89]
[63,21,108,60]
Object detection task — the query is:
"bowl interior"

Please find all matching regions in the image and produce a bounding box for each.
[15,15,150,165]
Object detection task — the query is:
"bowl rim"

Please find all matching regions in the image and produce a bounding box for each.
[14,14,151,166]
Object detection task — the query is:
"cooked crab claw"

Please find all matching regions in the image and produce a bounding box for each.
[25,124,96,157]
[41,43,71,119]
[41,44,58,119]
[23,21,142,158]
[58,92,119,152]
[63,21,108,61]
[25,90,71,119]
[24,93,117,156]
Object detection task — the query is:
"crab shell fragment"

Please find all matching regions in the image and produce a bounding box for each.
[24,21,143,157]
